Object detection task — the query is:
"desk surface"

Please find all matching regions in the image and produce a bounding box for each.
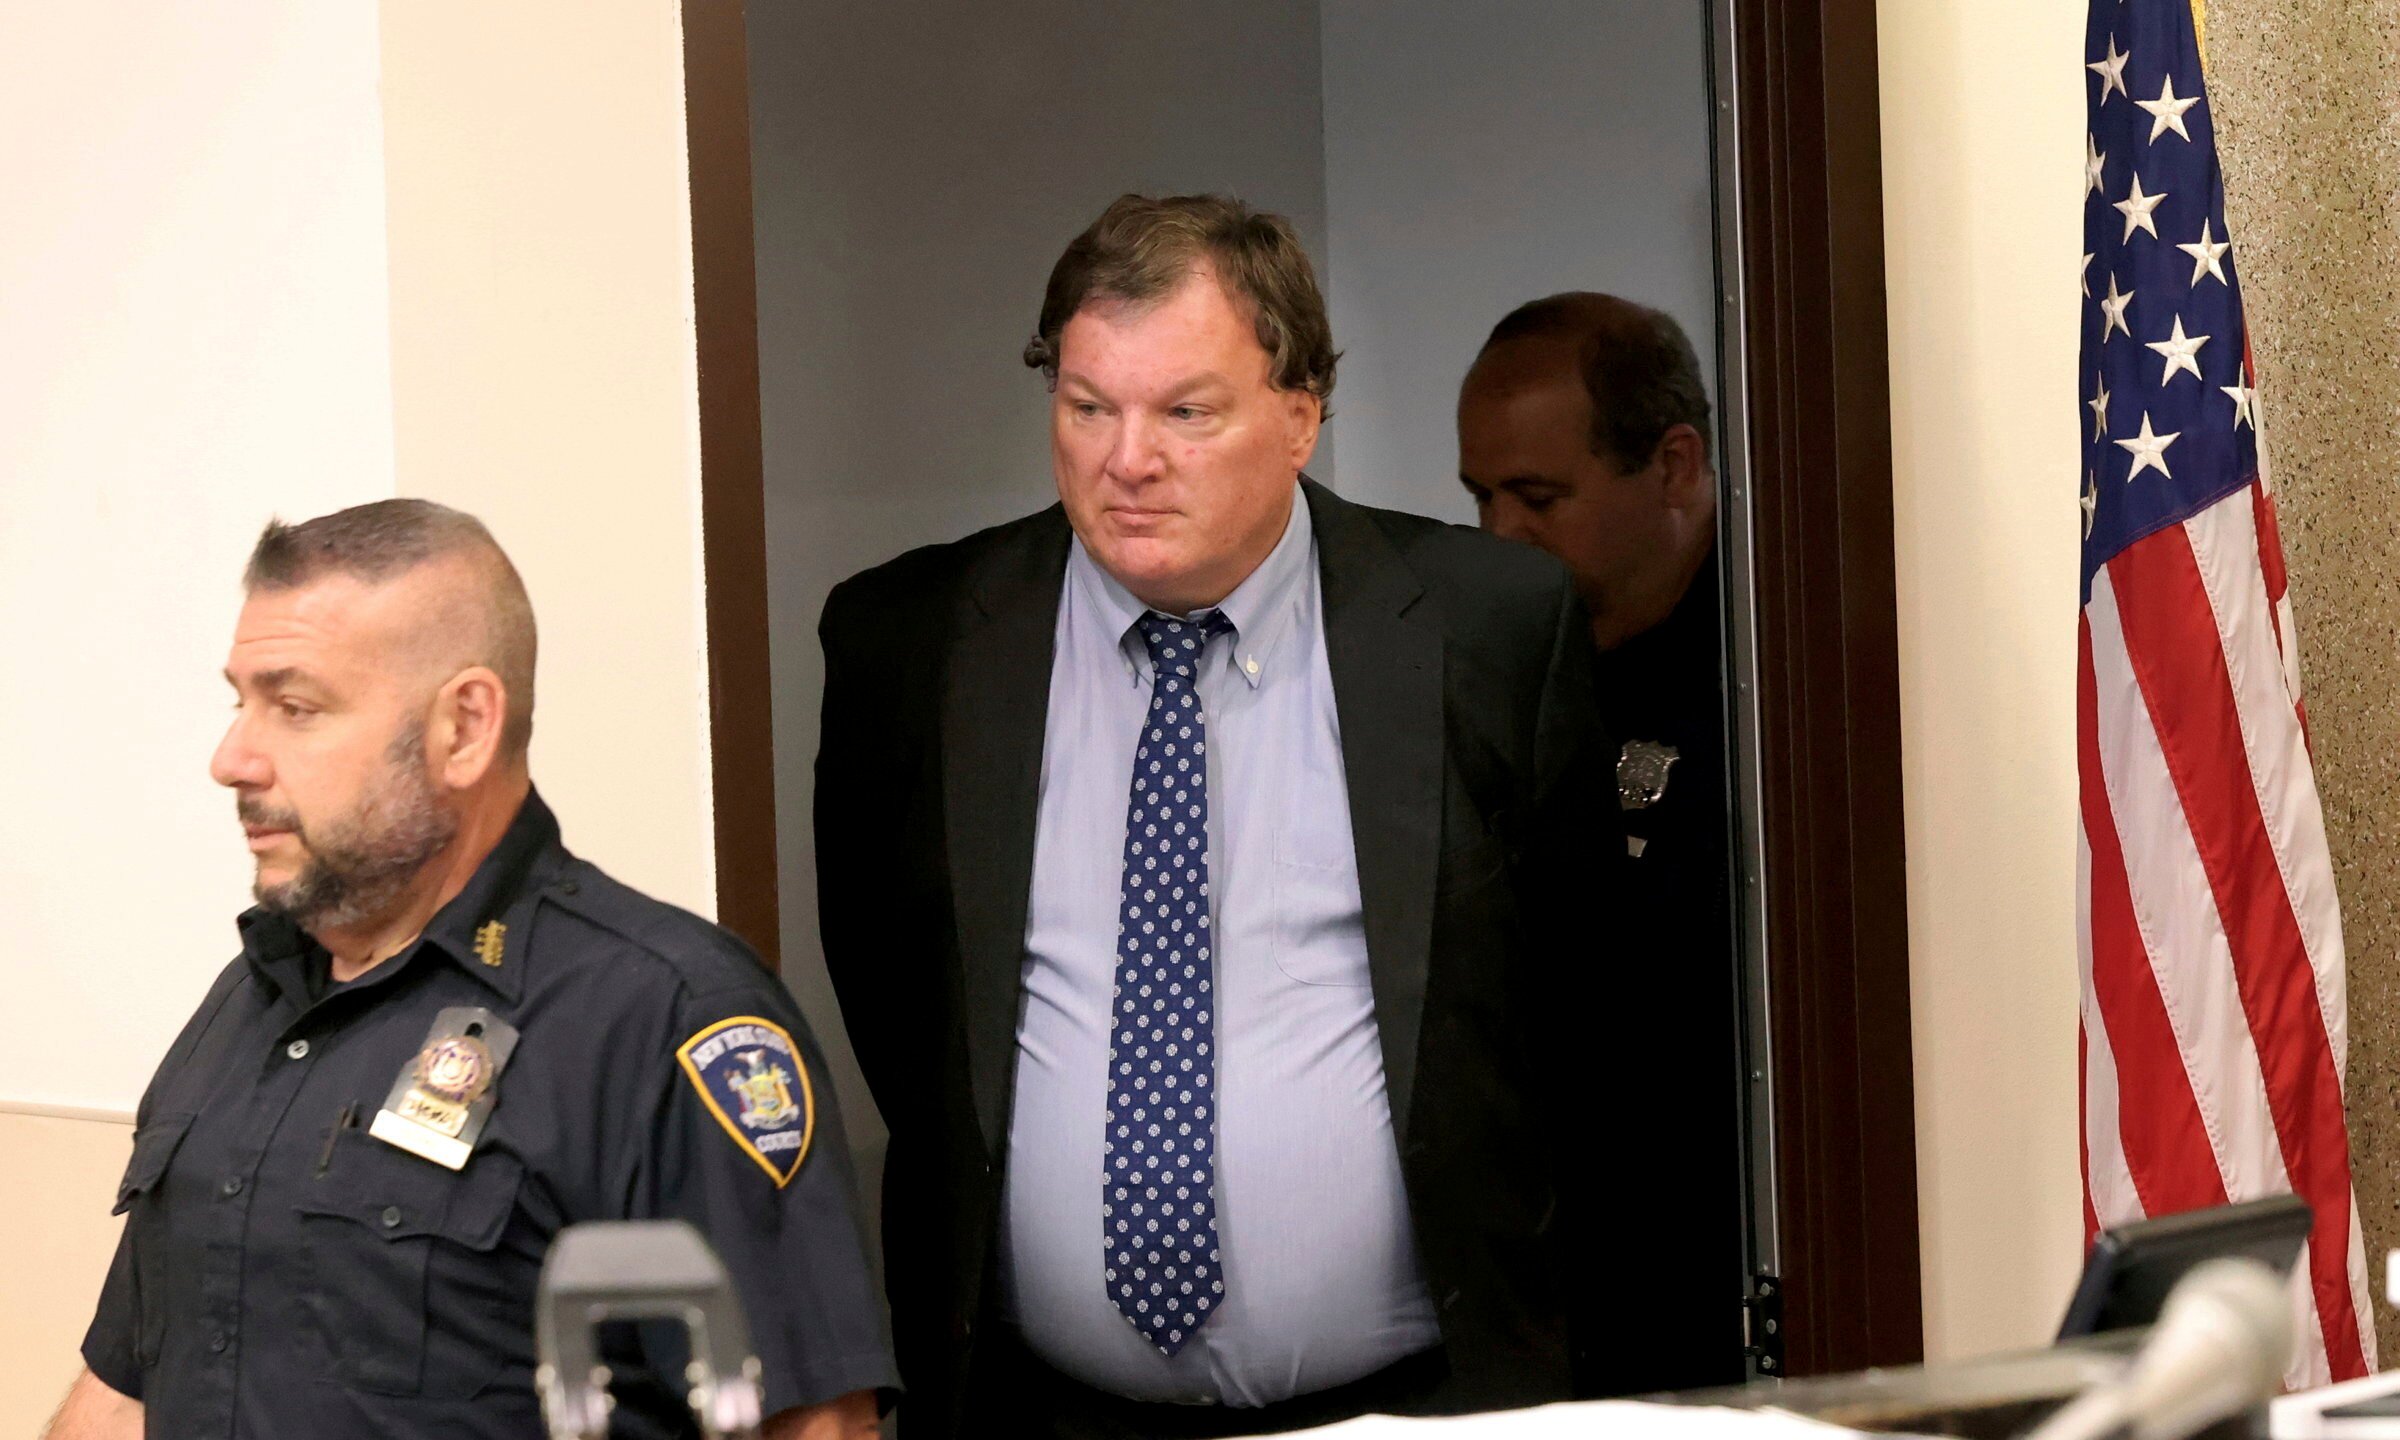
[1671,1335,2141,1438]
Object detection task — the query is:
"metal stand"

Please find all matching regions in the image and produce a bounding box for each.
[535,1220,767,1440]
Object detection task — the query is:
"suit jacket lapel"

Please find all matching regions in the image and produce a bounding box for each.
[1305,480,1442,1143]
[943,507,1072,1161]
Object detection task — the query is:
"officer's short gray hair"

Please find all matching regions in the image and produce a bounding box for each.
[243,499,538,759]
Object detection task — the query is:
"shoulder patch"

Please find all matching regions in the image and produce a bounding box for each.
[675,1016,816,1187]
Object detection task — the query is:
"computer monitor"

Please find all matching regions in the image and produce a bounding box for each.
[2056,1194,2313,1338]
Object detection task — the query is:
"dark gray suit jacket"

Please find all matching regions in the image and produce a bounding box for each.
[815,480,1733,1434]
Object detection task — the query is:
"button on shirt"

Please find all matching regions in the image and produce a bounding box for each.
[82,790,897,1437]
[1002,492,1441,1405]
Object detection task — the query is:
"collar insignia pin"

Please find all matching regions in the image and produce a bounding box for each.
[474,920,506,968]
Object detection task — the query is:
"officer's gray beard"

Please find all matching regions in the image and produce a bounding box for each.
[241,718,459,934]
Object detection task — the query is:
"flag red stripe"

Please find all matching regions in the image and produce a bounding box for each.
[2078,615,2229,1218]
[2105,523,2369,1380]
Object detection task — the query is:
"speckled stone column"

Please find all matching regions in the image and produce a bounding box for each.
[2205,0,2400,1363]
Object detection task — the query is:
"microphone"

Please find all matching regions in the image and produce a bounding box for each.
[2025,1257,2295,1440]
[534,1220,767,1440]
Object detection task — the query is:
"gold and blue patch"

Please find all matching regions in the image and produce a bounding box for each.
[676,1015,815,1187]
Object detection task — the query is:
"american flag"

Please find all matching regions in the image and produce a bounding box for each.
[2077,0,2374,1384]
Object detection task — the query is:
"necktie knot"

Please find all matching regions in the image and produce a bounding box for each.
[1136,611,1231,675]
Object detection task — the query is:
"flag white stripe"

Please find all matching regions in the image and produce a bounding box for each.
[2079,815,2146,1229]
[2282,1235,2334,1390]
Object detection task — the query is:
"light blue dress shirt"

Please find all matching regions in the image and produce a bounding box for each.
[1000,490,1442,1406]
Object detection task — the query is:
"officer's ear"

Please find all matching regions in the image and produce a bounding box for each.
[1653,423,1712,512]
[429,665,510,790]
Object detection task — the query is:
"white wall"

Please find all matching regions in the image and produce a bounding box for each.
[0,2,397,1119]
[1319,0,1719,522]
[0,4,396,1425]
[1881,0,2090,1362]
[747,0,1332,1169]
[0,2,719,1428]
[0,0,718,1120]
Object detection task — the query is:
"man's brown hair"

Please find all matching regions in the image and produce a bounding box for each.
[244,499,539,758]
[1477,291,1713,474]
[1024,193,1339,418]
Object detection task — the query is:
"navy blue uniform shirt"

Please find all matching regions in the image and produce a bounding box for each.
[82,789,897,1436]
[1582,544,1749,1391]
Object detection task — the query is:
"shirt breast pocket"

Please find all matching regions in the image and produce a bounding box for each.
[295,1129,525,1398]
[1269,810,1372,988]
[112,1112,195,1366]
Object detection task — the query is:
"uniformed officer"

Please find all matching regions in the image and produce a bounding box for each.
[1457,292,1750,1391]
[42,500,895,1439]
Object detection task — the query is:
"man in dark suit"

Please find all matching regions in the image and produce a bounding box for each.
[815,194,1719,1438]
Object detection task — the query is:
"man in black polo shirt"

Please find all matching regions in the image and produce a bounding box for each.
[1457,292,1749,1391]
[43,500,894,1438]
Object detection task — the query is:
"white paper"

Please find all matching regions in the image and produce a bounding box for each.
[1274,1399,1880,1440]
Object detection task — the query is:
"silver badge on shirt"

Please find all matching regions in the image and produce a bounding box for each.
[1617,739,1681,811]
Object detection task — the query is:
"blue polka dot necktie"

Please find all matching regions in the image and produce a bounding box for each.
[1105,610,1231,1355]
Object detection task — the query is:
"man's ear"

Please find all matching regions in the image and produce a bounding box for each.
[1284,388,1323,471]
[1654,423,1713,510]
[431,666,509,789]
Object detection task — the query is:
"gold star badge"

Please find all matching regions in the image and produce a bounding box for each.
[474,920,506,968]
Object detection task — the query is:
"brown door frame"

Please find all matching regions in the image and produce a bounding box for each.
[681,0,781,969]
[681,0,1924,1377]
[1725,0,1925,1375]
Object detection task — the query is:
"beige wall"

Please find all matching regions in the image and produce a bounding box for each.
[0,1,712,1430]
[0,1115,136,1429]
[380,0,717,918]
[1883,0,2400,1367]
[1879,0,2093,1361]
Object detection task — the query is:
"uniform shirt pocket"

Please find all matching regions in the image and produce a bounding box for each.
[112,1113,194,1214]
[113,1112,196,1366]
[295,1130,526,1398]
